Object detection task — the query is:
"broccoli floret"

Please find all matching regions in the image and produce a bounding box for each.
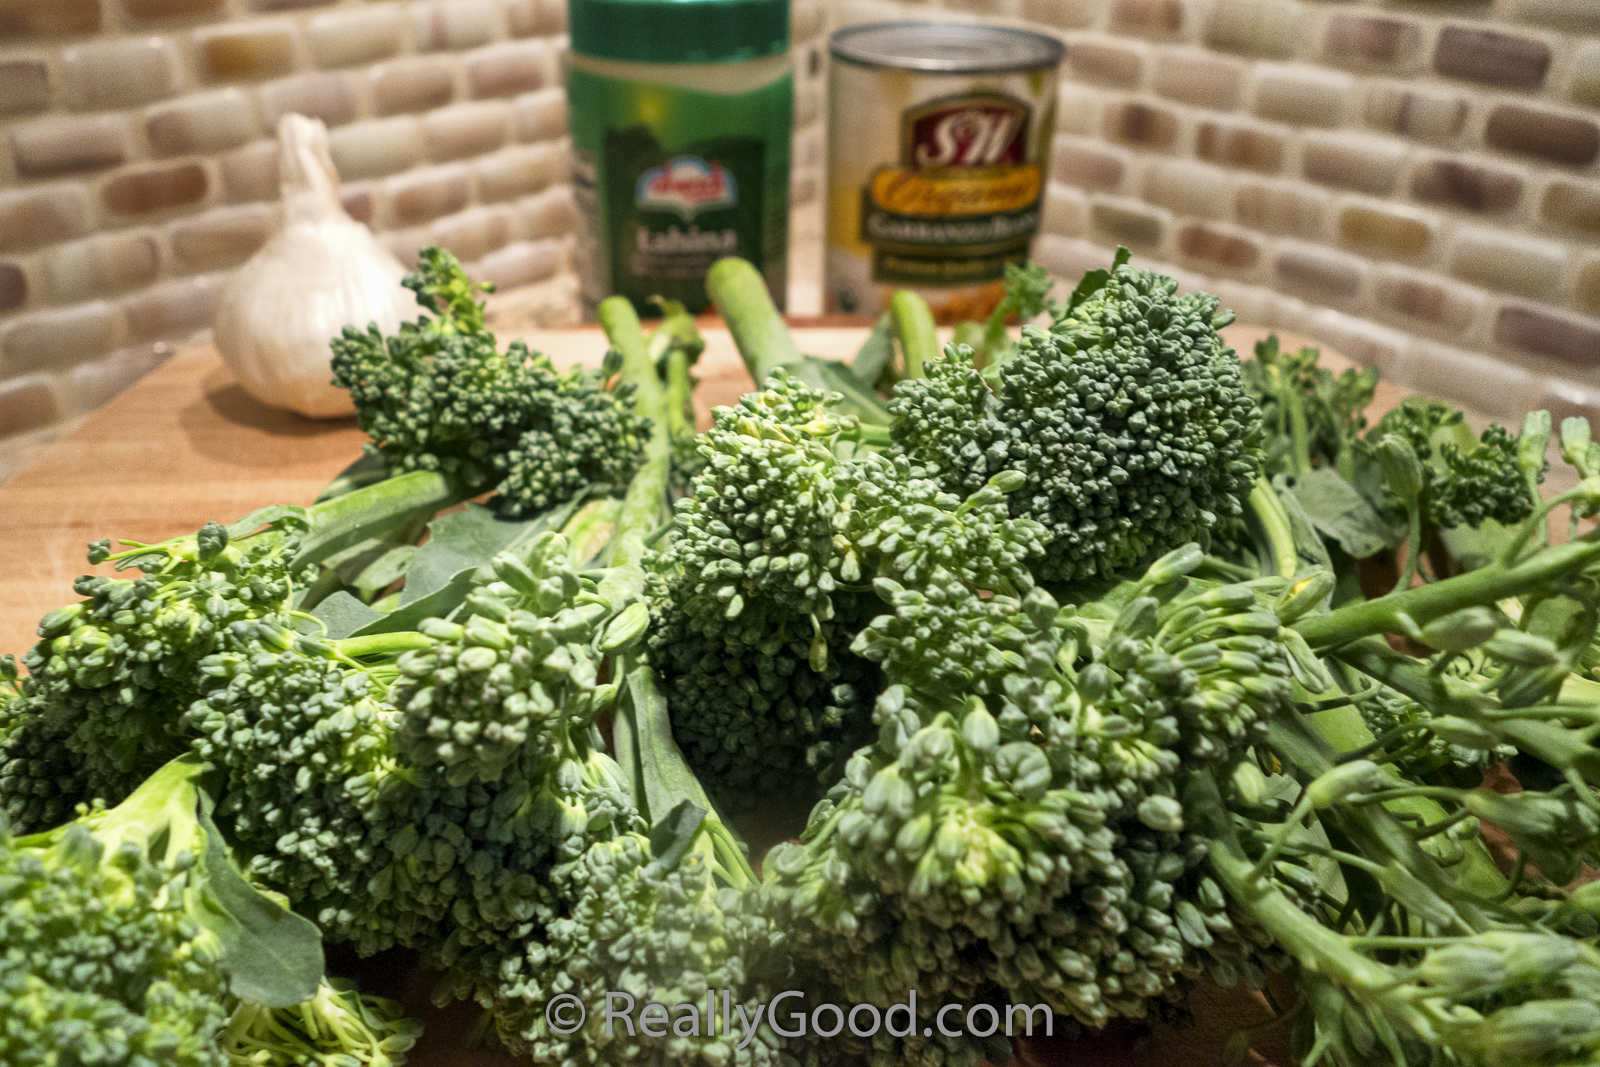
[330,247,649,518]
[764,546,1298,1066]
[1369,399,1541,532]
[890,256,1264,584]
[1242,335,1377,479]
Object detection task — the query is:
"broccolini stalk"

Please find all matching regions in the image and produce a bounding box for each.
[889,289,938,380]
[970,261,1053,370]
[706,256,816,389]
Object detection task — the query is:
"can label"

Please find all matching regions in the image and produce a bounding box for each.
[860,93,1042,286]
[569,64,791,316]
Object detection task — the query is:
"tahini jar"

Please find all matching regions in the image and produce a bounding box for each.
[825,21,1064,321]
[567,0,792,317]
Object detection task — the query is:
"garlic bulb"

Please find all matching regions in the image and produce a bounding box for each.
[213,114,420,418]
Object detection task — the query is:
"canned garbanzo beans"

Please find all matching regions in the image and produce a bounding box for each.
[824,21,1064,321]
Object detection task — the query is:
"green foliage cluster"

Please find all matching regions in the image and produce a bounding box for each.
[331,247,650,518]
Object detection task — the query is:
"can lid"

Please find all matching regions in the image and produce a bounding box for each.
[829,20,1065,73]
[570,0,790,65]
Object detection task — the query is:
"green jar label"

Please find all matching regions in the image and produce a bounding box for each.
[569,64,792,316]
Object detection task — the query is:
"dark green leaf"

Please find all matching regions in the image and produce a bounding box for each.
[349,569,475,637]
[224,505,310,539]
[403,501,574,604]
[192,793,324,1007]
[1290,468,1400,559]
[647,800,707,874]
[1063,247,1131,315]
[851,312,896,385]
[311,591,384,639]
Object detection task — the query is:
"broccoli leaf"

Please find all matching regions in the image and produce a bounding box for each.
[193,792,324,1008]
[1290,467,1400,559]
[402,500,578,605]
[309,591,383,639]
[1061,246,1132,315]
[852,311,897,385]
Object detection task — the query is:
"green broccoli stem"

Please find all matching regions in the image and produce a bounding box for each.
[706,256,828,392]
[1249,475,1300,579]
[665,347,694,442]
[1294,530,1600,652]
[595,296,672,573]
[293,470,467,570]
[889,290,937,380]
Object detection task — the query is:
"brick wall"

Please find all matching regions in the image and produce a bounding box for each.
[0,0,828,479]
[832,0,1600,428]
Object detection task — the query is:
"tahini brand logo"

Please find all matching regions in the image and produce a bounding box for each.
[635,157,738,218]
[902,94,1030,171]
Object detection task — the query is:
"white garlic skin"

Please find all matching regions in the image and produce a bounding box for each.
[214,113,420,419]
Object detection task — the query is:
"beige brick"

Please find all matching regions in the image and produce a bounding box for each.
[124,0,222,19]
[330,118,425,181]
[478,142,565,202]
[430,205,516,263]
[220,140,279,203]
[0,376,59,440]
[103,162,210,219]
[1323,14,1426,72]
[1309,309,1410,376]
[1205,0,1297,59]
[1054,83,1100,138]
[66,343,173,416]
[1338,204,1433,259]
[1409,157,1523,215]
[41,232,161,304]
[1433,25,1551,92]
[468,41,554,100]
[1274,242,1367,304]
[1034,235,1122,288]
[63,38,179,111]
[1301,132,1407,196]
[518,185,576,238]
[1101,100,1178,150]
[1404,339,1541,423]
[0,185,93,252]
[790,0,822,43]
[1018,0,1094,29]
[513,88,567,143]
[1109,0,1188,38]
[1142,159,1231,220]
[147,90,258,158]
[1052,138,1127,192]
[1448,226,1565,300]
[1511,0,1600,32]
[1234,178,1328,239]
[1494,303,1600,369]
[0,60,48,117]
[388,164,470,224]
[11,115,131,178]
[1252,64,1351,128]
[471,238,566,289]
[124,274,224,344]
[1364,83,1467,146]
[1041,182,1090,237]
[1151,50,1245,111]
[252,0,341,10]
[425,101,512,162]
[1541,180,1600,236]
[1484,104,1600,168]
[507,0,566,35]
[1175,221,1261,274]
[0,0,99,36]
[309,5,403,69]
[1576,259,1600,315]
[198,25,298,82]
[1372,266,1482,337]
[341,181,376,225]
[1068,39,1145,89]
[1571,42,1600,109]
[382,226,429,269]
[1194,118,1285,173]
[0,263,24,312]
[0,302,121,378]
[371,56,457,117]
[169,204,277,271]
[411,0,499,52]
[259,72,358,129]
[1090,198,1167,250]
[796,85,823,128]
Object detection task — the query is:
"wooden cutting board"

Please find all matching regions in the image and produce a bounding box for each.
[0,322,1395,1067]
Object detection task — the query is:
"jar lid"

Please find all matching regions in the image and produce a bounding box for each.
[569,0,790,65]
[829,20,1065,73]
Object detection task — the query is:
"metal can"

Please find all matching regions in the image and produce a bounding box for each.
[824,21,1064,321]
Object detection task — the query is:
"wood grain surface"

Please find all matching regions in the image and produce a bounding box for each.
[0,323,1404,1067]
